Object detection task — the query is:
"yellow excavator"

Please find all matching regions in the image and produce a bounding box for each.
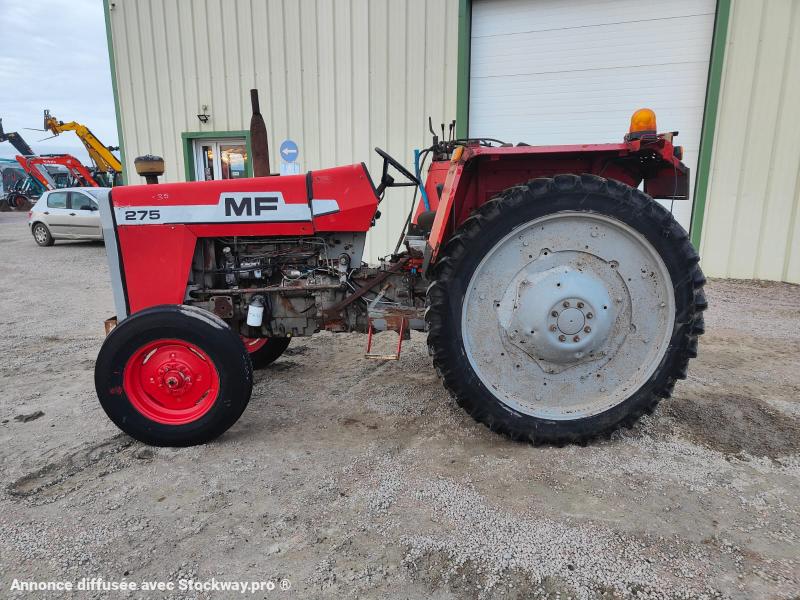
[43,110,122,186]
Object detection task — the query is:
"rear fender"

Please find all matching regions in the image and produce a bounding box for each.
[424,161,466,267]
[423,139,688,269]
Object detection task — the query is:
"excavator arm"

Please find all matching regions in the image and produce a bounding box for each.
[43,110,122,174]
[16,154,99,190]
[0,119,35,156]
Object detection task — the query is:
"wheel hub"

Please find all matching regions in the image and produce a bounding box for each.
[123,340,219,424]
[498,264,615,368]
[556,307,584,336]
[158,362,194,395]
[462,211,675,419]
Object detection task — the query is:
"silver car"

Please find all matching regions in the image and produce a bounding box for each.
[28,187,110,246]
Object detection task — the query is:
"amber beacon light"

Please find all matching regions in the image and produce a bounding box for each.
[627,108,658,140]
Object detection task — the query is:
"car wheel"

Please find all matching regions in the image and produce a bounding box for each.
[32,223,55,246]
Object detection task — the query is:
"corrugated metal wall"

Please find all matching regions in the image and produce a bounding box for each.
[700,0,800,283]
[107,0,458,261]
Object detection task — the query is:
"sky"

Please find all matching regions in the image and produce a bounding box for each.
[0,0,117,162]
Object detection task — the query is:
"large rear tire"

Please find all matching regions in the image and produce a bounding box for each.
[95,305,253,446]
[426,174,706,445]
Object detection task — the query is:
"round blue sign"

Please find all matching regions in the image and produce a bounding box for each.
[279,139,299,163]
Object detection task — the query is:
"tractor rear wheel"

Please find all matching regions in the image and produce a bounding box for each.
[95,305,253,446]
[241,336,291,368]
[426,174,706,445]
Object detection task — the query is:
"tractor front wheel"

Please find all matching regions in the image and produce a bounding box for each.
[95,305,253,446]
[241,336,291,369]
[426,174,706,445]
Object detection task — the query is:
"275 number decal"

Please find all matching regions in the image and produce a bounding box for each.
[124,210,161,221]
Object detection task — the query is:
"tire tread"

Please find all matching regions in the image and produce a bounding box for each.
[425,175,706,445]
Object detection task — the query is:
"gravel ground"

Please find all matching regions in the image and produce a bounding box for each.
[1,211,799,599]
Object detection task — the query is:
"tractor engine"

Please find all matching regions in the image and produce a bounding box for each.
[185,233,426,338]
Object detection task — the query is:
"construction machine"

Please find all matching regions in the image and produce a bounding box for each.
[0,120,36,209]
[0,119,35,157]
[43,110,122,186]
[93,94,705,447]
[5,155,99,210]
[1,117,106,209]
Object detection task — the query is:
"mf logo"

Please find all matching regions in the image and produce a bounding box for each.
[224,196,279,216]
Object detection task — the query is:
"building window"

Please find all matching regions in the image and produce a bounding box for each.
[192,138,248,181]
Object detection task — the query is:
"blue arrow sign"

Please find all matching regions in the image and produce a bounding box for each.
[279,139,299,163]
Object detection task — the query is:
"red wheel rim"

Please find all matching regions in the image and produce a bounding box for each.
[123,339,220,425]
[241,336,268,353]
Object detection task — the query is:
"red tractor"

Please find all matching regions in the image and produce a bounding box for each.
[94,107,705,447]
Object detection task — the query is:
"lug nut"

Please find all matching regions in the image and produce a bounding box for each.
[549,325,557,332]
[573,335,580,342]
[563,301,570,308]
[558,334,566,342]
[586,312,593,319]
[551,310,559,317]
[577,302,584,308]
[584,326,591,333]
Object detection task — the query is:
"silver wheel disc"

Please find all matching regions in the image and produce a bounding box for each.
[461,211,675,420]
[34,226,47,243]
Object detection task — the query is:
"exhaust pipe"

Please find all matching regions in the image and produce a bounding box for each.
[249,89,270,177]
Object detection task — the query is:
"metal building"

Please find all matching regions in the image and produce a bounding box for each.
[105,0,799,281]
[104,0,459,262]
[698,0,800,282]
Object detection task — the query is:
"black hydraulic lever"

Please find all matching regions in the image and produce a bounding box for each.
[428,116,438,147]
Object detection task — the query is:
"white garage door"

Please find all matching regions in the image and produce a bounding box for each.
[469,0,716,228]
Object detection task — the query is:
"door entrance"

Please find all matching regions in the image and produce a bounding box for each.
[192,139,249,181]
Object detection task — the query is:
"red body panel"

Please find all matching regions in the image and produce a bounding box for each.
[109,136,689,315]
[117,226,198,313]
[308,164,379,232]
[112,164,378,313]
[414,160,449,222]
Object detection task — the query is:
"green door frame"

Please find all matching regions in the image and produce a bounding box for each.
[455,0,472,139]
[455,0,731,247]
[102,0,127,184]
[181,131,253,181]
[690,0,732,248]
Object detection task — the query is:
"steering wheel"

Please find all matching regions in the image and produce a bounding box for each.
[374,147,420,197]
